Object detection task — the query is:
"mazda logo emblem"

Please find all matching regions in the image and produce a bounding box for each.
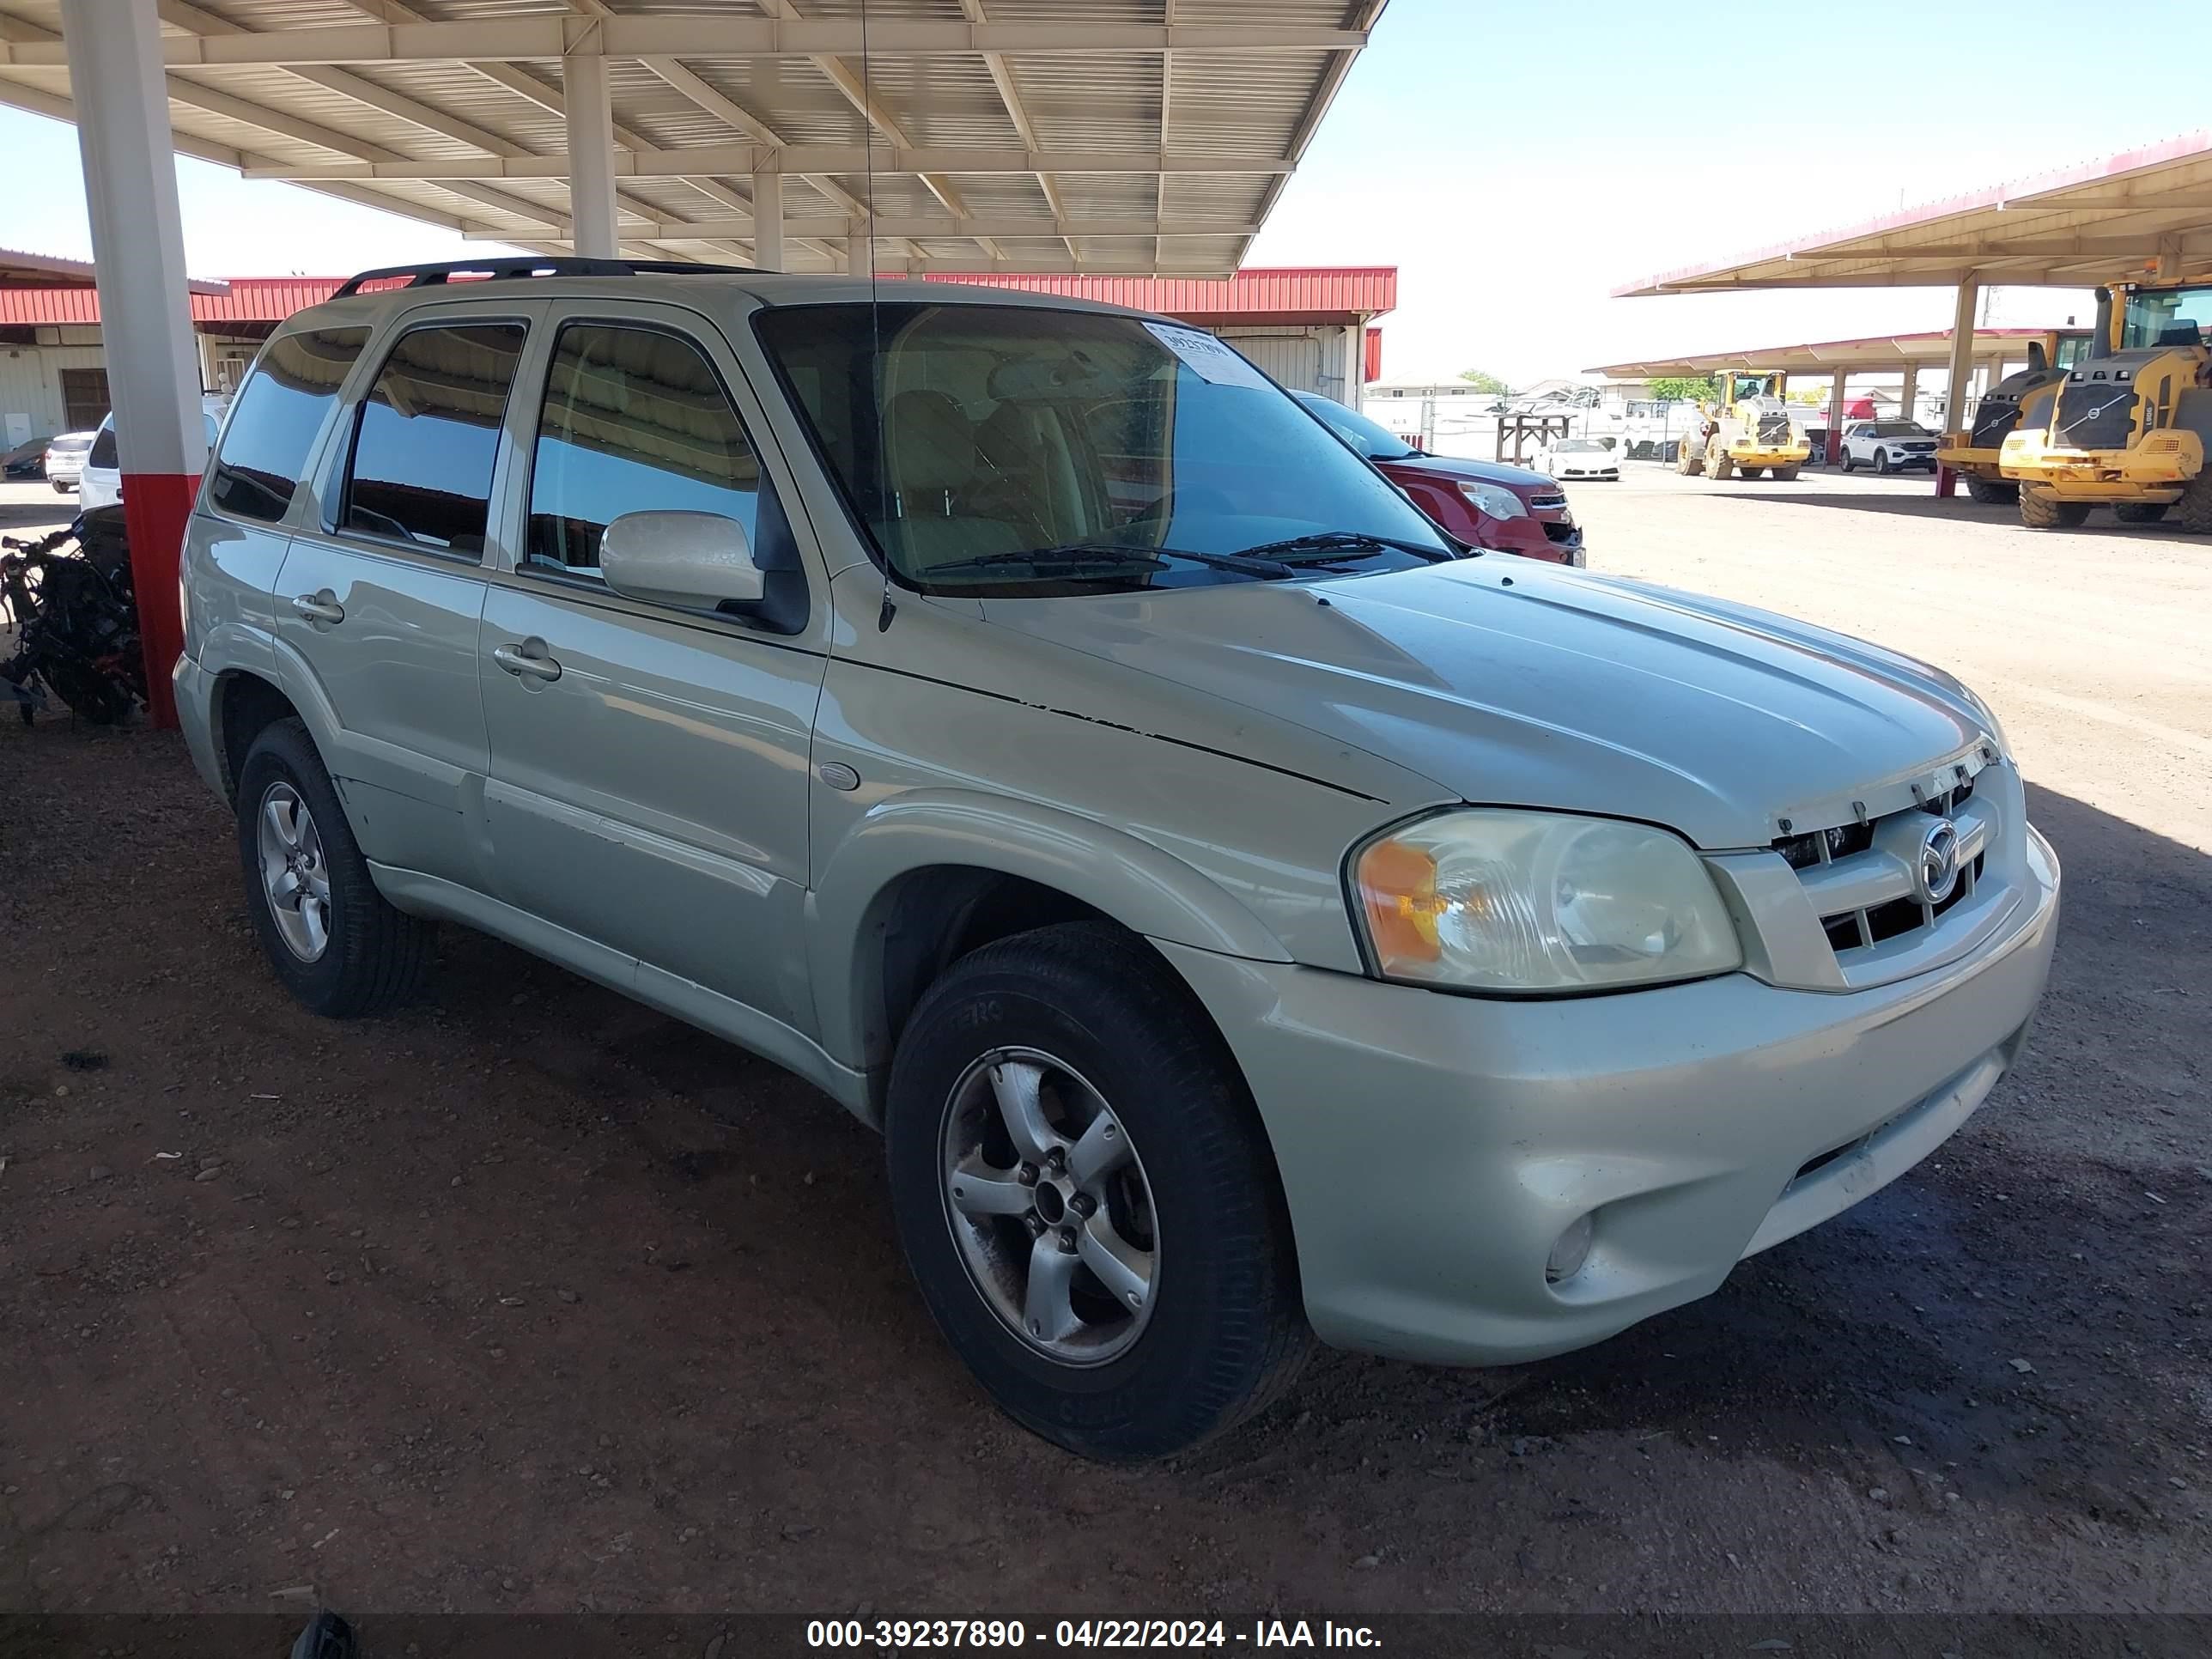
[1917,819,1961,906]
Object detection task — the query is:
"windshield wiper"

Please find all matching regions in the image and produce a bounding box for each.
[926,542,1297,580]
[1237,530,1461,564]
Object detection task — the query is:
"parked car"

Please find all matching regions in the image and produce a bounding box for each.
[1537,435,1622,481]
[40,430,95,492]
[77,396,228,511]
[1841,419,1941,475]
[3,436,50,479]
[1292,391,1585,564]
[177,264,2057,1462]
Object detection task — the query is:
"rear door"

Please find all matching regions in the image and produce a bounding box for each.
[272,303,539,887]
[477,302,827,1033]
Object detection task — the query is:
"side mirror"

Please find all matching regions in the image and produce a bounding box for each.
[600,510,764,611]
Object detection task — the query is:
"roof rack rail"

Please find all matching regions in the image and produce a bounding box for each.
[330,256,750,300]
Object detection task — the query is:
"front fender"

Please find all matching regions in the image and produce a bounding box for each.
[806,788,1292,1073]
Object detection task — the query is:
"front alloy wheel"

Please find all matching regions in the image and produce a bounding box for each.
[256,781,332,962]
[941,1048,1158,1363]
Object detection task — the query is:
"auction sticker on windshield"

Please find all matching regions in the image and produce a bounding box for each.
[1144,321,1273,391]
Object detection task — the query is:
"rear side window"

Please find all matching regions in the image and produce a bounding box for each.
[88,422,115,469]
[525,322,762,581]
[343,321,527,555]
[210,328,369,522]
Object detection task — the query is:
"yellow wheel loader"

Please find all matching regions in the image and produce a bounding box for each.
[2000,282,2212,531]
[1674,370,1811,481]
[1933,329,2090,505]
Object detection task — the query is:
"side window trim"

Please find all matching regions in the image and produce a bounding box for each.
[504,308,807,635]
[316,302,543,569]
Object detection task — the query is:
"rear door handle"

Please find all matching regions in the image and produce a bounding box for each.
[289,592,343,624]
[492,642,562,682]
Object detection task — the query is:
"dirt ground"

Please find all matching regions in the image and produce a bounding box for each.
[0,468,2206,1619]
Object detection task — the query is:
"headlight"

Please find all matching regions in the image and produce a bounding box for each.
[1455,481,1527,520]
[1350,810,1742,993]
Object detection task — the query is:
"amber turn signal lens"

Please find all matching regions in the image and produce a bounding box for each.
[1355,837,1443,968]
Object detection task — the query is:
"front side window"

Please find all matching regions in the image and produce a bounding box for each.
[343,321,527,554]
[210,327,368,523]
[757,302,1451,594]
[526,322,762,581]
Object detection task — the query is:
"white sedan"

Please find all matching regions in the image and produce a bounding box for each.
[1839,419,1940,475]
[1538,436,1621,480]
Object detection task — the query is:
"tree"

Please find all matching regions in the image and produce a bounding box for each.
[1457,368,1512,395]
[1644,375,1716,404]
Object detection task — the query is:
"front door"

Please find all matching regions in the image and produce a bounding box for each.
[273,311,537,886]
[477,308,825,1034]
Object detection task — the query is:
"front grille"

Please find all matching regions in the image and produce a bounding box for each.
[1528,492,1568,511]
[1971,397,2023,450]
[2055,375,2137,450]
[1755,412,1793,447]
[1773,771,1991,961]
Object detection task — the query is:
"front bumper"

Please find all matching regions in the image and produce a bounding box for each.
[1158,825,2059,1368]
[1487,514,1583,566]
[2000,430,2202,498]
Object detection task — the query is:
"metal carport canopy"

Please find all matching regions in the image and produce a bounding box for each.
[1610,128,2212,295]
[1592,327,2064,380]
[0,0,1389,277]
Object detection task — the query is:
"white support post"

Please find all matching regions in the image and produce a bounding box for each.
[1339,322,1364,407]
[563,53,618,259]
[1899,362,1919,425]
[848,221,872,276]
[58,0,207,729]
[1828,368,1847,469]
[751,171,785,272]
[1938,277,1980,496]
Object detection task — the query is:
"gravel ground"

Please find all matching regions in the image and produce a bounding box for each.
[0,468,2205,1619]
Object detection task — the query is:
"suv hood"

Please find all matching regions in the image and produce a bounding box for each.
[981,559,1991,849]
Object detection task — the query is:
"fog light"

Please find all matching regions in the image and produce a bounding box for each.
[1545,1213,1595,1285]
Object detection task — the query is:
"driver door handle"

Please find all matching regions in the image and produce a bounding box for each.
[492,642,562,682]
[289,592,343,624]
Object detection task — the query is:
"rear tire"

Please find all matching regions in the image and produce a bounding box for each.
[2019,489,2091,530]
[1772,465,1801,482]
[1674,441,1702,476]
[1965,476,2019,505]
[2113,501,2170,525]
[2173,469,2212,534]
[1707,451,1735,480]
[1739,466,1765,480]
[885,921,1310,1461]
[236,718,432,1018]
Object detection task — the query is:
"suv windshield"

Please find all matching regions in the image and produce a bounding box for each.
[1869,421,1930,437]
[1553,439,1608,453]
[757,302,1451,592]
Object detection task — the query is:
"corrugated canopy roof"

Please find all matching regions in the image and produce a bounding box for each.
[1613,129,2212,295]
[0,0,1387,278]
[1,243,228,292]
[1593,327,2065,380]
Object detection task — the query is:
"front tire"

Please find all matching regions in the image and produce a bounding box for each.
[2176,469,2212,534]
[2019,489,2091,530]
[236,718,432,1017]
[1841,452,1857,472]
[2114,501,2169,525]
[885,921,1310,1461]
[1771,465,1801,482]
[1875,448,1894,475]
[1965,476,2018,505]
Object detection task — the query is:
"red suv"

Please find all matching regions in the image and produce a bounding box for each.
[1295,392,1585,566]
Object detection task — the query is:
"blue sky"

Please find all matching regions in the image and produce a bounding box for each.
[7,0,2211,386]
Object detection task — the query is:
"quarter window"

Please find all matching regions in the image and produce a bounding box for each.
[526,322,762,581]
[210,327,369,523]
[343,321,527,554]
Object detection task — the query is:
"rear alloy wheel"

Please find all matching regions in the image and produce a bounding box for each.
[1965,476,2019,505]
[236,717,432,1017]
[2019,489,2091,530]
[886,921,1310,1461]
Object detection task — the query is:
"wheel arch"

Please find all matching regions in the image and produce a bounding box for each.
[808,791,1293,1093]
[211,669,302,803]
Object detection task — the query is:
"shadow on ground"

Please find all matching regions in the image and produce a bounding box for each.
[0,726,2205,1613]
